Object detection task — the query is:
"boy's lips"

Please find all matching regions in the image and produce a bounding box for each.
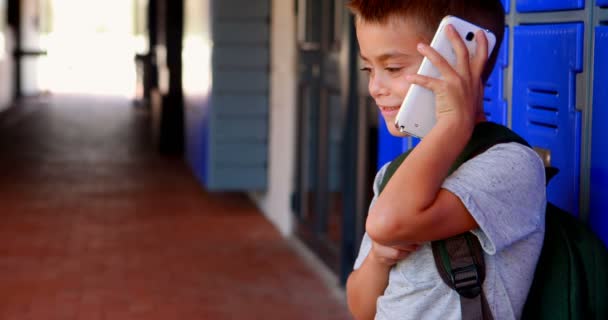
[379,105,400,116]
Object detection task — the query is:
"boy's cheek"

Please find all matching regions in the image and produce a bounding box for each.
[396,80,413,101]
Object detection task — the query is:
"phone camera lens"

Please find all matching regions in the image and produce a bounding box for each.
[466,32,475,41]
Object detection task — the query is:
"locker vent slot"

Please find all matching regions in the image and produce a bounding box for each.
[529,87,558,96]
[529,120,558,129]
[530,105,558,112]
[526,86,559,131]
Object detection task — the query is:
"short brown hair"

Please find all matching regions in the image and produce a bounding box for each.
[347,0,505,82]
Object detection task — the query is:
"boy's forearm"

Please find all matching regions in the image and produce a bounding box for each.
[367,118,473,244]
[346,256,392,320]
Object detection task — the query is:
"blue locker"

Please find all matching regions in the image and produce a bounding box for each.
[502,0,511,13]
[516,0,584,12]
[411,137,420,148]
[590,26,608,246]
[377,113,408,170]
[483,27,509,126]
[599,0,608,7]
[512,23,583,215]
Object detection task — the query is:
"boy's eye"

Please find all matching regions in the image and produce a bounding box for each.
[359,67,371,73]
[386,67,403,73]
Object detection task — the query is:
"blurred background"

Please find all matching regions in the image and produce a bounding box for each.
[0,0,607,319]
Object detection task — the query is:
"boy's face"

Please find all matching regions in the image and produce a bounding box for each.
[357,17,429,137]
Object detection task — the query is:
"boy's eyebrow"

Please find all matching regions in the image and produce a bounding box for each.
[359,51,413,62]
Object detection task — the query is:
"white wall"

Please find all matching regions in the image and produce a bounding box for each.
[249,0,297,236]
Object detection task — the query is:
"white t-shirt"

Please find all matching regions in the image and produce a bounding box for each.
[354,142,547,320]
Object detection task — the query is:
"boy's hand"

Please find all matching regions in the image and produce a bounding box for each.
[369,241,420,267]
[406,25,489,131]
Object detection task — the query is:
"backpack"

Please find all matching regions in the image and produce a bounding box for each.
[379,121,608,320]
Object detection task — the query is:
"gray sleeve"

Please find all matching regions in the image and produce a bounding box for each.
[442,142,546,255]
[353,163,390,270]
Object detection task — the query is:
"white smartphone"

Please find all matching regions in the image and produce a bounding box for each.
[394,15,497,138]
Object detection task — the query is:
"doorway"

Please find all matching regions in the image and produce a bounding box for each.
[294,0,376,283]
[31,0,146,97]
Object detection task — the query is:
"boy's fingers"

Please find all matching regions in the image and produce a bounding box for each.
[445,24,471,78]
[417,43,457,80]
[472,30,489,78]
[406,74,441,93]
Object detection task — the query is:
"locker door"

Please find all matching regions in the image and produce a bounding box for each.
[512,23,583,215]
[590,26,608,246]
[502,0,511,13]
[516,0,584,12]
[484,27,509,126]
[376,112,407,170]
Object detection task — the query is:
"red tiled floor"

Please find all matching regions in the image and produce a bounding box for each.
[0,95,351,320]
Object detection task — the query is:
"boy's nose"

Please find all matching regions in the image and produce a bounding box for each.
[369,74,390,99]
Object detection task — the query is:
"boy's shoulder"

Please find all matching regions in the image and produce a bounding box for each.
[444,141,546,254]
[465,141,545,176]
[447,140,546,201]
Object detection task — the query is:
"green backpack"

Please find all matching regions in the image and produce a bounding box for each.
[379,122,608,319]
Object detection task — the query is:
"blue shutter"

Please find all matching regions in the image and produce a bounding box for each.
[184,0,269,191]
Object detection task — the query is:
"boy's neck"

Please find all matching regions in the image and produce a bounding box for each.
[475,111,487,124]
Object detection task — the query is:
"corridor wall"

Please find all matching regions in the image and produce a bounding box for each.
[183,0,270,191]
[375,0,608,243]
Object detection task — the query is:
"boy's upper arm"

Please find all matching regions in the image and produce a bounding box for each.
[410,188,479,241]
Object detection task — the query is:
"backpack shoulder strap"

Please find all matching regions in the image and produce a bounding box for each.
[432,233,493,320]
[378,122,529,320]
[379,122,529,194]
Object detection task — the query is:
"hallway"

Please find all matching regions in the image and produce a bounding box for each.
[0,95,351,319]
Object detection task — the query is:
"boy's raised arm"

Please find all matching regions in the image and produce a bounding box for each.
[366,27,489,246]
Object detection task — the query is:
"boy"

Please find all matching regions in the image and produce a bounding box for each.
[345,1,546,319]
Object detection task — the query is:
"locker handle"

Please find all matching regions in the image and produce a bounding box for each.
[533,147,552,168]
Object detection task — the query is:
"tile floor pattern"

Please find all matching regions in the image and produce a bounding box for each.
[0,95,352,320]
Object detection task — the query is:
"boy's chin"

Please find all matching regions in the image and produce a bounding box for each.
[388,125,411,138]
[384,119,410,137]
